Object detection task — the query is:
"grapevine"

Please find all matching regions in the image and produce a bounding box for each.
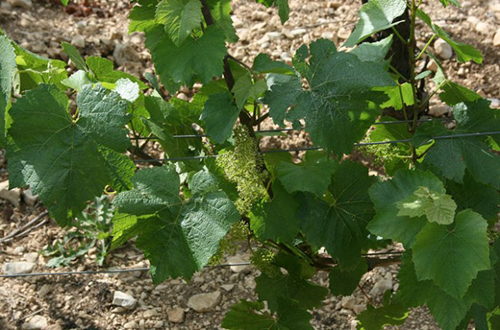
[1,0,499,329]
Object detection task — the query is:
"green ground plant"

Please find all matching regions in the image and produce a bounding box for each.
[1,0,500,329]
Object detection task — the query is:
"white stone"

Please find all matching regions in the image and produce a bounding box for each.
[341,295,357,310]
[434,39,453,60]
[280,52,292,62]
[112,291,137,310]
[176,93,189,102]
[23,189,38,206]
[232,16,244,28]
[227,256,250,273]
[221,284,234,292]
[187,291,221,312]
[113,42,140,67]
[71,35,85,48]
[291,28,307,36]
[0,180,21,207]
[143,309,157,318]
[167,307,185,323]
[24,252,39,263]
[467,16,480,26]
[476,22,493,35]
[124,320,138,329]
[3,262,35,274]
[266,31,282,40]
[238,28,250,42]
[353,304,367,315]
[337,27,351,40]
[428,105,451,117]
[22,315,47,330]
[9,0,32,10]
[489,98,500,109]
[493,29,500,47]
[37,284,51,298]
[369,278,393,296]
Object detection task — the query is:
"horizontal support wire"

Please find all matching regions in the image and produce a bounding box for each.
[1,252,404,278]
[134,131,500,163]
[130,119,441,140]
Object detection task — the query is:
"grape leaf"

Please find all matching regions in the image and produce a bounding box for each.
[418,10,482,63]
[396,186,457,225]
[415,100,500,188]
[13,43,68,92]
[350,35,393,65]
[113,167,239,282]
[232,74,267,109]
[253,53,295,75]
[298,161,376,268]
[61,42,87,71]
[146,24,227,89]
[396,250,494,330]
[207,0,238,42]
[0,35,16,147]
[446,173,500,224]
[250,181,300,243]
[367,170,444,247]
[439,80,481,106]
[144,95,204,158]
[344,0,407,47]
[275,158,336,197]
[265,39,395,156]
[356,303,408,330]
[438,0,461,7]
[8,84,134,225]
[222,299,313,330]
[61,70,97,91]
[86,56,148,89]
[255,262,328,313]
[329,259,367,296]
[156,0,203,46]
[275,0,290,23]
[129,0,159,33]
[201,91,240,144]
[412,209,490,299]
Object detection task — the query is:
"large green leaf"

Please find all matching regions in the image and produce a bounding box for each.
[329,259,367,296]
[396,251,493,330]
[201,91,240,144]
[439,80,481,106]
[275,157,336,197]
[0,35,16,147]
[350,35,393,65]
[298,161,375,268]
[143,95,204,159]
[255,257,328,313]
[61,42,87,71]
[222,299,313,330]
[437,0,461,7]
[13,43,68,92]
[232,74,267,109]
[418,10,482,63]
[356,302,408,330]
[412,209,490,299]
[415,100,500,188]
[446,173,500,224]
[156,0,202,46]
[250,181,300,243]
[8,84,134,225]
[344,0,407,47]
[146,24,227,89]
[396,186,457,225]
[207,0,238,42]
[129,0,159,33]
[86,56,148,89]
[367,170,445,247]
[265,39,395,156]
[113,167,239,282]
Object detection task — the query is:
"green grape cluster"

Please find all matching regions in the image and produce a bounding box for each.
[216,125,267,214]
[209,221,250,266]
[250,248,279,277]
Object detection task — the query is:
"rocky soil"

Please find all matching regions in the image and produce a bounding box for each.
[0,0,499,329]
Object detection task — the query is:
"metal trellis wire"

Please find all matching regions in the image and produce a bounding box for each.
[133,131,500,164]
